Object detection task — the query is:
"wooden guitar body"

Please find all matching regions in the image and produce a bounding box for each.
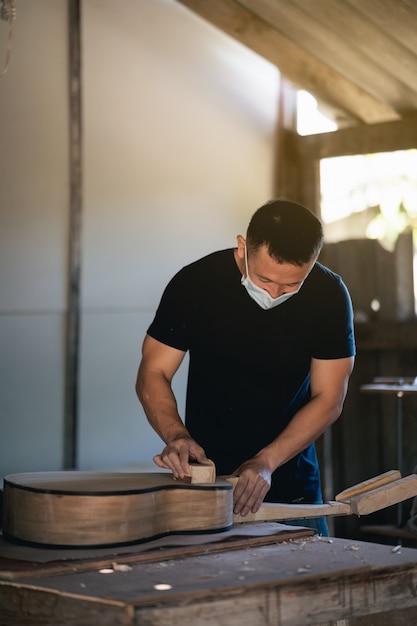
[3,468,417,548]
[2,471,233,547]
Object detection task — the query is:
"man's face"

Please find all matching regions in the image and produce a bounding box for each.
[237,237,315,299]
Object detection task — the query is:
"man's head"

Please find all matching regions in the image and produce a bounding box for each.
[246,199,323,265]
[235,199,323,302]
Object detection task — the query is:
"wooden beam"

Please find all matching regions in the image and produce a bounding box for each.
[274,81,300,201]
[176,0,399,124]
[297,116,417,160]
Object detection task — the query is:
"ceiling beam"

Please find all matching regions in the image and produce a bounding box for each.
[297,115,417,160]
[176,0,400,125]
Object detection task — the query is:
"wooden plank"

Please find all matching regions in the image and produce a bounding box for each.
[297,116,417,160]
[175,0,399,124]
[240,0,417,108]
[347,0,417,56]
[233,500,351,524]
[335,470,401,502]
[349,475,417,516]
[289,0,417,104]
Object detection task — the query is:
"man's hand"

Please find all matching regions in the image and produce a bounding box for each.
[232,458,272,516]
[153,436,208,480]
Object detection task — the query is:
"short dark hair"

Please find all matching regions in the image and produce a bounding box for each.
[246,199,323,265]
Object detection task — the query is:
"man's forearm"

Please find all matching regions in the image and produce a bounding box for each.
[136,370,190,444]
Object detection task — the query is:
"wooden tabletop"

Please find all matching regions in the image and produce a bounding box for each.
[1,531,417,625]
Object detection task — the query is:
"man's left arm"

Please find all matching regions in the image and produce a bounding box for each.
[233,356,355,515]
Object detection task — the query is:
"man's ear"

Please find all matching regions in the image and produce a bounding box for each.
[236,235,246,259]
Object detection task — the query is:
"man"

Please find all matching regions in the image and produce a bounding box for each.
[136,199,355,535]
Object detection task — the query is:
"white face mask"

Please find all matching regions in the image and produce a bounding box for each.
[240,245,303,310]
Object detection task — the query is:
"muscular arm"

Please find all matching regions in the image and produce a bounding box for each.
[233,356,355,515]
[135,334,207,477]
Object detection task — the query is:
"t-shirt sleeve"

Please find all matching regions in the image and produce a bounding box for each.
[311,276,356,360]
[147,270,191,352]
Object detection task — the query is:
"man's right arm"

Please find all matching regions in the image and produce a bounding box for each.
[135,334,207,478]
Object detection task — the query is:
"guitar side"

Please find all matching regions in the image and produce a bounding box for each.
[2,471,233,547]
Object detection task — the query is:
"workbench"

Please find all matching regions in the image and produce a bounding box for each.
[1,523,417,626]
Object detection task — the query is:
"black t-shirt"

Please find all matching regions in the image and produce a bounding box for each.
[147,249,355,503]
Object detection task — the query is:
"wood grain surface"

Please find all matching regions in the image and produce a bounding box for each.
[2,472,233,547]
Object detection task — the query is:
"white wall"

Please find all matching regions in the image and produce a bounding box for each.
[0,0,280,480]
[0,0,69,478]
